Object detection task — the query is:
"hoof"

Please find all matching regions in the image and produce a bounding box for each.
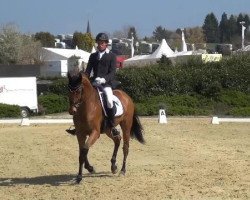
[76,175,82,184]
[111,165,118,174]
[66,128,76,135]
[119,170,126,176]
[86,166,95,174]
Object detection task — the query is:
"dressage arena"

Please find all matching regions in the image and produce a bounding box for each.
[0,117,249,199]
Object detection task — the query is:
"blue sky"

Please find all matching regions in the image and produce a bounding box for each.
[1,0,249,37]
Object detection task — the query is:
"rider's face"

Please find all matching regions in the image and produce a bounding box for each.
[97,40,108,51]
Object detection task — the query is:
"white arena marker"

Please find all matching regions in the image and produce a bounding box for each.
[21,118,30,126]
[158,109,167,124]
[211,116,220,124]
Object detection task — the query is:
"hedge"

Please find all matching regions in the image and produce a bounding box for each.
[0,103,20,118]
[38,93,68,114]
[33,53,250,116]
[117,54,250,101]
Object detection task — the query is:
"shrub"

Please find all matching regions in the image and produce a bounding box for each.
[38,94,68,114]
[0,103,20,118]
[228,107,250,117]
[135,95,212,116]
[218,90,250,107]
[48,78,68,96]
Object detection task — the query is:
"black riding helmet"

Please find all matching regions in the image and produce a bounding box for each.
[95,32,109,43]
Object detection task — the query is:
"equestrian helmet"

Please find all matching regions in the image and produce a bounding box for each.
[96,32,109,42]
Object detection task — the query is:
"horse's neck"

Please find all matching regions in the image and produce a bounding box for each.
[82,76,97,103]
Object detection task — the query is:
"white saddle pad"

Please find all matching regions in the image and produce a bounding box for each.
[97,89,124,117]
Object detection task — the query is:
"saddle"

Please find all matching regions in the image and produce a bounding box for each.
[96,86,124,117]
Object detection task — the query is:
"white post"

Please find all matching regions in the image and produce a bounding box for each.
[21,118,30,126]
[181,28,187,52]
[131,32,134,58]
[158,109,167,123]
[240,21,246,50]
[211,116,220,124]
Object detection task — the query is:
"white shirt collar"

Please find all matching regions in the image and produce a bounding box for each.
[98,48,109,59]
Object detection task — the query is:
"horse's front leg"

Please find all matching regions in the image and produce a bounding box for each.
[76,129,100,182]
[76,147,88,183]
[76,132,88,183]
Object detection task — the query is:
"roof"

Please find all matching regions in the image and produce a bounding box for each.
[42,48,90,63]
[148,39,174,58]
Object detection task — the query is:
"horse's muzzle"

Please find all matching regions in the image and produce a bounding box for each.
[69,106,77,115]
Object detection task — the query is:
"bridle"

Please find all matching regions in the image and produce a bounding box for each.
[68,83,83,110]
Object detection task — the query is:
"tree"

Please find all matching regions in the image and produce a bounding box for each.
[72,32,94,52]
[243,14,250,30]
[219,12,229,43]
[128,26,138,41]
[0,23,21,64]
[236,13,245,35]
[202,13,219,43]
[0,23,43,64]
[18,35,42,64]
[153,26,167,41]
[185,27,205,44]
[227,15,238,43]
[34,32,55,47]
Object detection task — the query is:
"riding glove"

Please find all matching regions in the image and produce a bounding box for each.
[95,77,106,84]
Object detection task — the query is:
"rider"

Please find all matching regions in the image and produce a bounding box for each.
[85,32,119,133]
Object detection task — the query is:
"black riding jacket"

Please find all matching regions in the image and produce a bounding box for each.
[85,50,117,87]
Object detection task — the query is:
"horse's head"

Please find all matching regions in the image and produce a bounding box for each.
[67,71,83,115]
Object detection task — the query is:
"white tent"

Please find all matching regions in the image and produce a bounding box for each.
[41,48,91,77]
[124,39,175,66]
[42,47,90,63]
[148,39,174,59]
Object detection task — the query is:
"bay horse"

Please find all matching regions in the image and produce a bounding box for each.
[67,69,145,183]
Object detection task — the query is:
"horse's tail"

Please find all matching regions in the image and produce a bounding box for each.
[130,112,145,144]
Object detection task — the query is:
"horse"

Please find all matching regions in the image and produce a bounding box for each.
[67,69,145,183]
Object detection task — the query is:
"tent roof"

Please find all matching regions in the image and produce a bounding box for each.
[148,39,174,58]
[43,48,90,63]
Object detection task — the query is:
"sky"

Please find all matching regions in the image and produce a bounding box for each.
[1,0,249,38]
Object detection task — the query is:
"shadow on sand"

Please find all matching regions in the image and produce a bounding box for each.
[0,171,113,186]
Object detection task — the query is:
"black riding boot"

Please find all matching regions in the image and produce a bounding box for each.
[107,106,116,127]
[107,106,120,137]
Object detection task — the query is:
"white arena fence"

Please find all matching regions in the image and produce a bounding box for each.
[0,118,73,126]
[0,116,249,126]
[211,116,250,124]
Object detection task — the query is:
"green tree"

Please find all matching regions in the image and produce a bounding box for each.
[34,32,55,47]
[128,26,138,41]
[236,13,245,35]
[72,32,94,52]
[219,12,229,43]
[243,14,250,30]
[153,26,167,41]
[202,13,219,43]
[227,15,238,43]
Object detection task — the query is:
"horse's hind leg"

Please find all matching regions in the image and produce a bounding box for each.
[120,122,131,175]
[110,135,121,174]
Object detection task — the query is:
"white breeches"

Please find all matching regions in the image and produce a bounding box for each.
[103,86,113,108]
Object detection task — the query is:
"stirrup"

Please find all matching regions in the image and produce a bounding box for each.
[66,126,76,135]
[111,128,120,137]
